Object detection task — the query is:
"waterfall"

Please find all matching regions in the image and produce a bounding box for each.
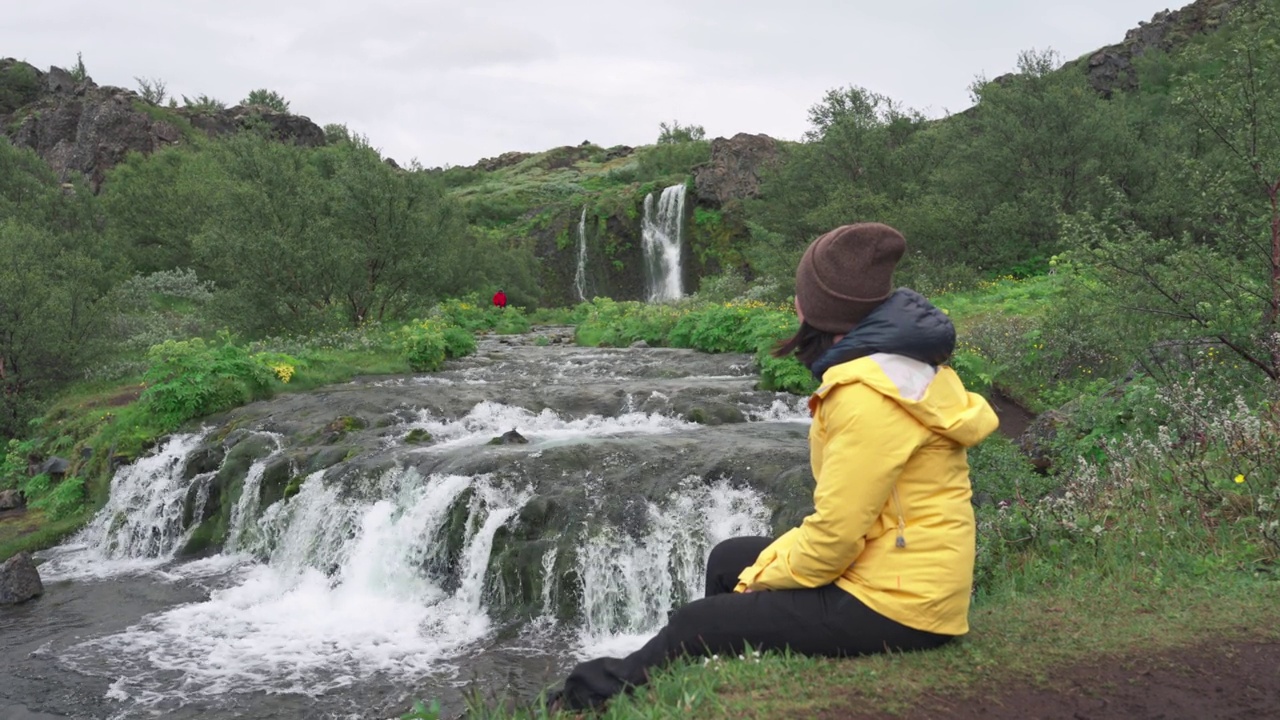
[572,478,770,658]
[574,206,589,302]
[43,432,210,577]
[54,443,532,704]
[641,184,687,302]
[226,433,284,553]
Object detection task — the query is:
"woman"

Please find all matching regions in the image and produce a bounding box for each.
[548,222,999,711]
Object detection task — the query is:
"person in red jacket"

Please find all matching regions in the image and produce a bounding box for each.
[492,289,507,309]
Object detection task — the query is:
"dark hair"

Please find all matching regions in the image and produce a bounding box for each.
[773,321,838,369]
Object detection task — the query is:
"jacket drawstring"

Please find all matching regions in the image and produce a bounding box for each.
[892,487,906,548]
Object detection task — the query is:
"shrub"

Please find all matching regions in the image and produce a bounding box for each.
[441,325,477,358]
[973,375,1280,596]
[433,296,504,331]
[0,61,41,115]
[140,337,274,430]
[243,88,290,113]
[575,298,813,393]
[31,476,86,521]
[1,438,37,489]
[400,323,447,372]
[494,312,531,335]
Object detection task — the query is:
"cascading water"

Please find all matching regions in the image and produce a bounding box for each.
[11,333,812,720]
[574,478,770,658]
[574,206,589,302]
[58,467,531,714]
[41,432,210,579]
[641,184,687,302]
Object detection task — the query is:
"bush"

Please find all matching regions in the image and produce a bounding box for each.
[31,476,86,521]
[974,375,1280,596]
[400,323,447,372]
[0,61,41,116]
[494,312,531,335]
[141,337,275,430]
[575,298,814,394]
[441,325,477,358]
[433,296,508,332]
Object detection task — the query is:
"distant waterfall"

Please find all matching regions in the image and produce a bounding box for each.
[574,207,589,302]
[641,184,687,302]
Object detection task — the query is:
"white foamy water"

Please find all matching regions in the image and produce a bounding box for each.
[575,206,589,302]
[225,433,284,553]
[642,184,687,302]
[744,396,812,423]
[41,433,210,581]
[59,469,530,708]
[402,400,696,450]
[574,479,770,658]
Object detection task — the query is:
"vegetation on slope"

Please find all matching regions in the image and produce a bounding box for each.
[3,2,1280,717]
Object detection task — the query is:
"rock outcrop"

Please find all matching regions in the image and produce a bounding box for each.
[0,552,44,605]
[692,133,780,205]
[1077,0,1239,96]
[184,105,325,148]
[0,489,24,511]
[0,60,326,191]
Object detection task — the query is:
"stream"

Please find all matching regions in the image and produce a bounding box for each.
[0,328,816,720]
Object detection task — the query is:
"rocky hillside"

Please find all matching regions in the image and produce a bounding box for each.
[1072,0,1240,96]
[0,59,325,190]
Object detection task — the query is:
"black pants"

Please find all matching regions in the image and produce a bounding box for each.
[559,536,953,710]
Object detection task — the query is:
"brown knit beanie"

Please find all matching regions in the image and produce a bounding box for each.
[794,223,906,333]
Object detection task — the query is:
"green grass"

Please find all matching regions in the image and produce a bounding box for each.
[0,506,95,560]
[447,571,1278,720]
[933,274,1065,332]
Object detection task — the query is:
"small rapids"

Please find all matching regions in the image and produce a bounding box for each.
[4,330,811,720]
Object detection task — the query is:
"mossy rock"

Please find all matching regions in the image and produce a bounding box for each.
[179,518,222,558]
[326,416,368,433]
[257,455,295,508]
[304,445,353,474]
[283,475,305,500]
[404,429,433,445]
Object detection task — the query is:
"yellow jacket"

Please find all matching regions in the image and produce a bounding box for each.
[736,353,999,635]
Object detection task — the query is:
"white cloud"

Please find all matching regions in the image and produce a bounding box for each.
[2,0,1179,167]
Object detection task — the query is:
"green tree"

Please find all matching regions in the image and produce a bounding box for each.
[1171,2,1280,327]
[182,94,226,113]
[100,146,224,273]
[69,52,88,83]
[316,139,468,324]
[323,123,352,144]
[743,86,928,287]
[0,61,40,116]
[189,135,469,333]
[657,120,705,144]
[243,88,290,113]
[1067,1,1280,381]
[134,76,167,105]
[934,49,1142,270]
[193,135,339,334]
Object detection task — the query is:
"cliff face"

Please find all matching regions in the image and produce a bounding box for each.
[0,60,325,191]
[1076,0,1241,96]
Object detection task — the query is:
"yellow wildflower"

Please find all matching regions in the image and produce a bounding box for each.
[1234,474,1246,484]
[272,364,295,383]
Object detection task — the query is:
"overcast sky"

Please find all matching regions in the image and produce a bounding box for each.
[5,1,1178,168]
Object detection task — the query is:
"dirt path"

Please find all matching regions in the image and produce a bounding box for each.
[839,641,1280,720]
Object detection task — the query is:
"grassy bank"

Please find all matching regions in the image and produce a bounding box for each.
[446,572,1278,719]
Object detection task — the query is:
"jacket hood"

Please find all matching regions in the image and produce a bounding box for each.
[810,288,955,380]
[809,289,997,448]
